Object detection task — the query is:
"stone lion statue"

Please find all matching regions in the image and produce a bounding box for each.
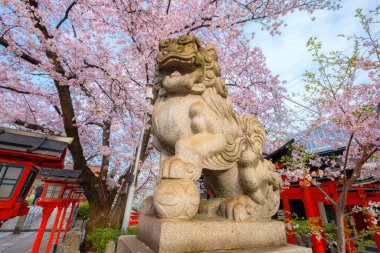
[142,35,283,222]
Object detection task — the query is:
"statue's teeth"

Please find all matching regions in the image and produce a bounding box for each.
[170,71,181,77]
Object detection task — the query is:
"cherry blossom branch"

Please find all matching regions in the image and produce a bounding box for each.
[362,145,379,162]
[14,119,62,136]
[342,133,354,182]
[314,182,338,207]
[100,121,111,188]
[0,37,41,65]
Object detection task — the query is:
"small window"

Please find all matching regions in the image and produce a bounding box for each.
[62,188,70,199]
[0,164,24,199]
[18,167,38,200]
[44,184,63,199]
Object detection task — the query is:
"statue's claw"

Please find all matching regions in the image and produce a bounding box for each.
[162,156,200,180]
[217,195,257,221]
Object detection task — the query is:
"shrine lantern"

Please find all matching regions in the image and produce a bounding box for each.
[70,190,82,201]
[0,127,72,225]
[32,168,82,253]
[40,181,66,203]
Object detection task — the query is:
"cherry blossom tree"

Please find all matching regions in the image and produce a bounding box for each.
[0,0,341,230]
[280,6,380,252]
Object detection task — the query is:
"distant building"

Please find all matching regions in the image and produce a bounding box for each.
[267,138,380,253]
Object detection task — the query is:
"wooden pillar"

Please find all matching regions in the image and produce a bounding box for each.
[31,205,55,253]
[53,204,68,253]
[46,205,63,253]
[13,214,27,234]
[283,197,295,244]
[301,181,325,253]
[63,202,76,239]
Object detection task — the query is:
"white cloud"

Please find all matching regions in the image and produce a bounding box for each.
[246,0,378,119]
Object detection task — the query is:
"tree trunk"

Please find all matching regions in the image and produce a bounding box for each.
[336,206,346,253]
[109,179,129,228]
[81,167,109,232]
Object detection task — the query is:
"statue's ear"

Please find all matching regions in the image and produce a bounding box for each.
[215,77,228,98]
[203,45,218,64]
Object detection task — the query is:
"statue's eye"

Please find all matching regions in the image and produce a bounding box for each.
[159,38,172,50]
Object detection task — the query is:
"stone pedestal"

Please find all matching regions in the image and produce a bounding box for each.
[116,215,311,253]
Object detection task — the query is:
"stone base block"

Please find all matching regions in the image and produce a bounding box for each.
[116,235,312,253]
[125,214,310,253]
[116,235,154,253]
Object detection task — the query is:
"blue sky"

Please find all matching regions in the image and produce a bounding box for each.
[248,0,378,120]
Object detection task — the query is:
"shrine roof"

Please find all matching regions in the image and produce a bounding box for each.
[0,127,72,158]
[37,168,81,183]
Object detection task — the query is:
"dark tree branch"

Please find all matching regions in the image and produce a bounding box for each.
[56,1,77,29]
[53,104,62,116]
[86,152,100,162]
[166,0,171,15]
[0,85,31,94]
[86,121,104,128]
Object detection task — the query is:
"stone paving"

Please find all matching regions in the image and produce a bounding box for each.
[0,231,63,253]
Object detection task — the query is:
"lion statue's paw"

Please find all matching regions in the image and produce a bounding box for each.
[217,195,268,222]
[162,156,201,180]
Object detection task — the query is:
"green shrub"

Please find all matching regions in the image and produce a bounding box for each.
[126,227,138,235]
[78,201,89,219]
[87,227,138,252]
[88,228,121,253]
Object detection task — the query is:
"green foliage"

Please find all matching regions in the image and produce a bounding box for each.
[78,201,89,219]
[288,213,326,236]
[26,197,33,206]
[355,229,375,252]
[285,212,379,252]
[126,227,138,235]
[87,227,138,252]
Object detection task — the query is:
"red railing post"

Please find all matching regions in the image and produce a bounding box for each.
[45,205,63,253]
[301,180,325,253]
[63,202,76,238]
[31,205,55,253]
[283,196,296,244]
[53,204,68,253]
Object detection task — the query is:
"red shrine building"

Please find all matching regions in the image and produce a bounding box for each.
[0,127,85,253]
[267,139,380,253]
[0,127,72,226]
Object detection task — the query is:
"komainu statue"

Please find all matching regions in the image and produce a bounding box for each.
[143,35,283,222]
